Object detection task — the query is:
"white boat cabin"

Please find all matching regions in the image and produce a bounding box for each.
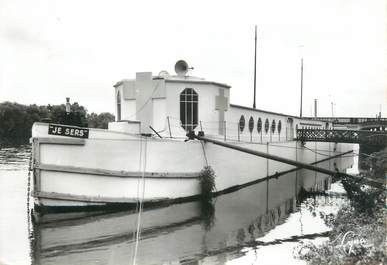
[109,61,330,143]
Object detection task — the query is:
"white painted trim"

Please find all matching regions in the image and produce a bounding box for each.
[33,191,168,204]
[37,164,201,179]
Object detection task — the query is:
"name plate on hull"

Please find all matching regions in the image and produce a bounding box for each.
[48,124,89,139]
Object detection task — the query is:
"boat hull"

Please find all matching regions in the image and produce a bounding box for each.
[31,123,354,210]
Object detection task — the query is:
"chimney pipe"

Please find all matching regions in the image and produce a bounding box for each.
[314,99,317,118]
[65,97,71,114]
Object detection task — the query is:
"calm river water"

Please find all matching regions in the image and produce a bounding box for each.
[0,145,356,265]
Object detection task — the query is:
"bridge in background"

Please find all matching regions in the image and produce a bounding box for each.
[304,117,387,131]
[296,129,387,147]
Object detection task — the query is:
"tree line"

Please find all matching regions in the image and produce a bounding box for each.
[0,101,115,144]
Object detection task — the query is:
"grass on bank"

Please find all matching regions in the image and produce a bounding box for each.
[295,148,386,265]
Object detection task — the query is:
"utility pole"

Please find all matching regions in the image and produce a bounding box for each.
[253,25,257,109]
[299,58,303,118]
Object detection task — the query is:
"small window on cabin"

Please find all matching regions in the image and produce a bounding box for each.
[117,91,121,121]
[248,117,254,133]
[239,115,245,132]
[264,118,269,134]
[257,118,262,133]
[180,88,198,131]
[271,120,276,133]
[278,120,282,133]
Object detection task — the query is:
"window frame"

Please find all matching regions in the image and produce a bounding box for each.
[180,88,198,131]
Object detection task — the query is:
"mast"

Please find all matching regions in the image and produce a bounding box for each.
[299,58,303,118]
[253,25,257,109]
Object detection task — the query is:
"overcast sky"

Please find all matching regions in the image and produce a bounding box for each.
[0,0,385,117]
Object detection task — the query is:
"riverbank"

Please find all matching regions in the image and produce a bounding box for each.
[0,101,114,144]
[296,148,386,265]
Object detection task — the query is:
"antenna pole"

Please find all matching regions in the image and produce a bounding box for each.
[299,58,303,118]
[253,25,257,109]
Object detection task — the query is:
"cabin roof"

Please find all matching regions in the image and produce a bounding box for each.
[113,75,230,89]
[164,78,230,89]
[230,104,299,119]
[231,105,330,126]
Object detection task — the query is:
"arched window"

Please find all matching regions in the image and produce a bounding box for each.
[264,118,269,134]
[271,120,276,133]
[239,115,245,132]
[278,120,282,133]
[117,91,121,121]
[257,118,262,133]
[248,116,254,133]
[180,88,198,131]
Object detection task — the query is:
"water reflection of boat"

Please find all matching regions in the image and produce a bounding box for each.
[31,155,353,265]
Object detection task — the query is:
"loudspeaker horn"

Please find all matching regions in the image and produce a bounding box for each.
[174,60,189,76]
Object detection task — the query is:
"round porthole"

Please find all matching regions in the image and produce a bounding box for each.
[257,118,262,133]
[271,120,276,133]
[278,120,282,133]
[239,115,245,132]
[248,116,254,133]
[264,118,269,133]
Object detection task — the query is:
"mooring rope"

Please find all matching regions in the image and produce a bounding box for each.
[200,140,209,167]
[27,152,32,213]
[130,135,143,259]
[304,145,372,159]
[132,137,147,265]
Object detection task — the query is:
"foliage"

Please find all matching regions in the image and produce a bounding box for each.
[198,166,216,199]
[341,149,386,215]
[198,166,216,230]
[0,101,115,144]
[295,203,385,265]
[359,144,386,170]
[47,102,88,127]
[360,149,387,179]
[200,198,216,231]
[87,112,115,129]
[0,102,44,144]
[341,178,384,215]
[295,150,386,265]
